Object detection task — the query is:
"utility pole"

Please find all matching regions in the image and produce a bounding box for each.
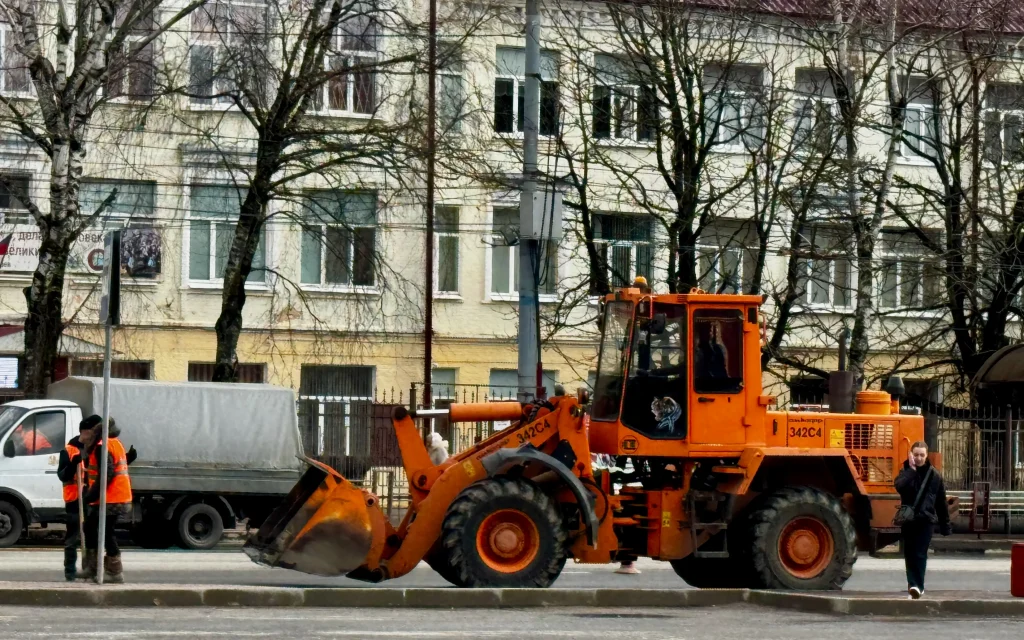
[518,0,541,402]
[423,0,437,409]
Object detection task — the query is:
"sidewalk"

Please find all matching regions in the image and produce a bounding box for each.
[0,581,1020,614]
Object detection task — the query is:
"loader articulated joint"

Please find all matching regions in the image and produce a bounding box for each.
[480,446,600,548]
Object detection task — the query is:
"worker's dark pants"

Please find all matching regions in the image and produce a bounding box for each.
[63,503,80,572]
[84,511,120,557]
[901,520,934,590]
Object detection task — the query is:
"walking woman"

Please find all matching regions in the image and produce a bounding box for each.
[894,441,952,599]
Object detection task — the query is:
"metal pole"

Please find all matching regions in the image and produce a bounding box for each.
[422,0,437,411]
[1006,405,1014,535]
[518,0,541,402]
[96,322,113,584]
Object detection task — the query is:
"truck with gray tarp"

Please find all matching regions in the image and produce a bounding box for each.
[0,377,302,549]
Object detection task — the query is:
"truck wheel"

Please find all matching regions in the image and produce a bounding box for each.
[749,487,857,590]
[0,500,23,548]
[177,503,224,550]
[441,477,566,588]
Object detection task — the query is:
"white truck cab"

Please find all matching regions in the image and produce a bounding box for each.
[0,400,83,547]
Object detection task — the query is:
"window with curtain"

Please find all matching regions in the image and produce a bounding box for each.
[188,184,266,284]
[300,191,377,288]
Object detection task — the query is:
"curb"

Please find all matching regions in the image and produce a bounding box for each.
[1,587,1021,615]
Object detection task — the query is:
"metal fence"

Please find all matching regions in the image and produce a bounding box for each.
[935,405,1024,492]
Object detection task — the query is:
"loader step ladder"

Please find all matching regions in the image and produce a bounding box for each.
[688,490,730,559]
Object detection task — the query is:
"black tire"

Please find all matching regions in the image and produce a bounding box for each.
[749,487,857,590]
[670,527,758,589]
[177,503,224,550]
[425,547,466,587]
[132,521,175,549]
[441,477,566,588]
[0,500,24,548]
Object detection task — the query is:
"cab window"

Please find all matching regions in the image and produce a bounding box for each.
[693,309,744,393]
[622,303,687,438]
[8,412,65,456]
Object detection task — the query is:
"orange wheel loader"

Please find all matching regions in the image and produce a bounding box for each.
[245,284,943,590]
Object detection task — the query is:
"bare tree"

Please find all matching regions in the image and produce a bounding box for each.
[0,0,204,396]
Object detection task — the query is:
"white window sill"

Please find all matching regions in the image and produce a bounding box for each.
[896,155,933,167]
[710,144,750,155]
[435,292,463,301]
[492,131,557,141]
[793,304,855,315]
[188,101,241,112]
[487,293,559,304]
[299,284,381,296]
[595,137,655,150]
[877,307,944,319]
[186,281,270,292]
[311,109,374,119]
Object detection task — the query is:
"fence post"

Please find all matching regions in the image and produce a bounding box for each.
[1007,406,1015,535]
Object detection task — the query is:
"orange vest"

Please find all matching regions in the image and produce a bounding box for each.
[86,438,132,506]
[62,443,81,503]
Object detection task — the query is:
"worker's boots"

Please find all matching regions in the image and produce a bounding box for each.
[63,547,77,582]
[103,555,124,584]
[78,550,97,582]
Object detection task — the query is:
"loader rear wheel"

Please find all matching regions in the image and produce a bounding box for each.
[441,477,566,588]
[425,548,467,587]
[749,487,856,590]
[670,531,757,589]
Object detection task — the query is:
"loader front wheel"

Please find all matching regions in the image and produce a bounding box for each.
[749,487,857,590]
[441,477,566,588]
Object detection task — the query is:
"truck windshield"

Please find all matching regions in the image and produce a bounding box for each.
[592,301,633,421]
[0,406,28,440]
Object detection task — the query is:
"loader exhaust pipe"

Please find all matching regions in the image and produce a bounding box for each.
[829,328,855,414]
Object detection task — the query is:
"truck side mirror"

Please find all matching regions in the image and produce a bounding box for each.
[2,440,14,458]
[649,313,667,336]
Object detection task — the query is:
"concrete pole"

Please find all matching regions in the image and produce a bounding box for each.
[518,0,541,402]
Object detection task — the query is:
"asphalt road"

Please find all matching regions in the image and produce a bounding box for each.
[0,604,1022,639]
[0,549,1011,592]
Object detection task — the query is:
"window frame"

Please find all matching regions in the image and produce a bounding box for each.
[900,102,940,162]
[298,191,379,293]
[0,173,32,225]
[486,204,558,302]
[876,230,942,314]
[434,205,460,298]
[184,183,269,289]
[188,0,269,109]
[593,82,656,145]
[593,213,653,290]
[78,179,162,283]
[492,48,560,138]
[313,12,378,118]
[795,226,855,312]
[704,66,767,154]
[0,27,33,97]
[697,244,745,295]
[103,10,157,103]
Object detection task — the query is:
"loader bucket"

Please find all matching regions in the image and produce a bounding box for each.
[244,458,382,577]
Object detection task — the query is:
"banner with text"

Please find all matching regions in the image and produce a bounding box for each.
[0,225,162,278]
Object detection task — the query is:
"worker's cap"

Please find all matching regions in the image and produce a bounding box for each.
[79,415,103,431]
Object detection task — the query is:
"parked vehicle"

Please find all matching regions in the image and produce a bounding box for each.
[0,378,303,549]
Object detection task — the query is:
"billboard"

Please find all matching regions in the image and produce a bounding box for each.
[0,225,161,278]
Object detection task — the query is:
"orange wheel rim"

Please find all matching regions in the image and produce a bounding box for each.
[777,516,834,579]
[475,509,540,573]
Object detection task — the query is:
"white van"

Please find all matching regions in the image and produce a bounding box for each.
[0,400,83,547]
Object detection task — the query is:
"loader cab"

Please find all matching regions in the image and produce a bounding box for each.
[590,286,764,455]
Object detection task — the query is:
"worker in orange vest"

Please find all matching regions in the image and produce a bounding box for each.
[78,415,134,584]
[56,427,86,581]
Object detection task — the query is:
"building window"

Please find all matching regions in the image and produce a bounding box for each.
[72,360,152,379]
[438,41,466,134]
[594,213,652,288]
[797,226,853,309]
[704,64,765,151]
[314,9,376,115]
[435,206,459,295]
[493,47,559,136]
[793,69,842,154]
[0,174,31,225]
[490,206,557,298]
[0,356,17,389]
[431,367,457,401]
[105,9,156,101]
[698,222,755,295]
[788,376,828,406]
[80,180,162,279]
[189,0,268,106]
[592,54,657,143]
[0,28,31,95]
[300,191,377,288]
[901,78,939,160]
[188,184,266,284]
[488,368,558,400]
[187,362,265,383]
[984,84,1024,164]
[878,229,941,311]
